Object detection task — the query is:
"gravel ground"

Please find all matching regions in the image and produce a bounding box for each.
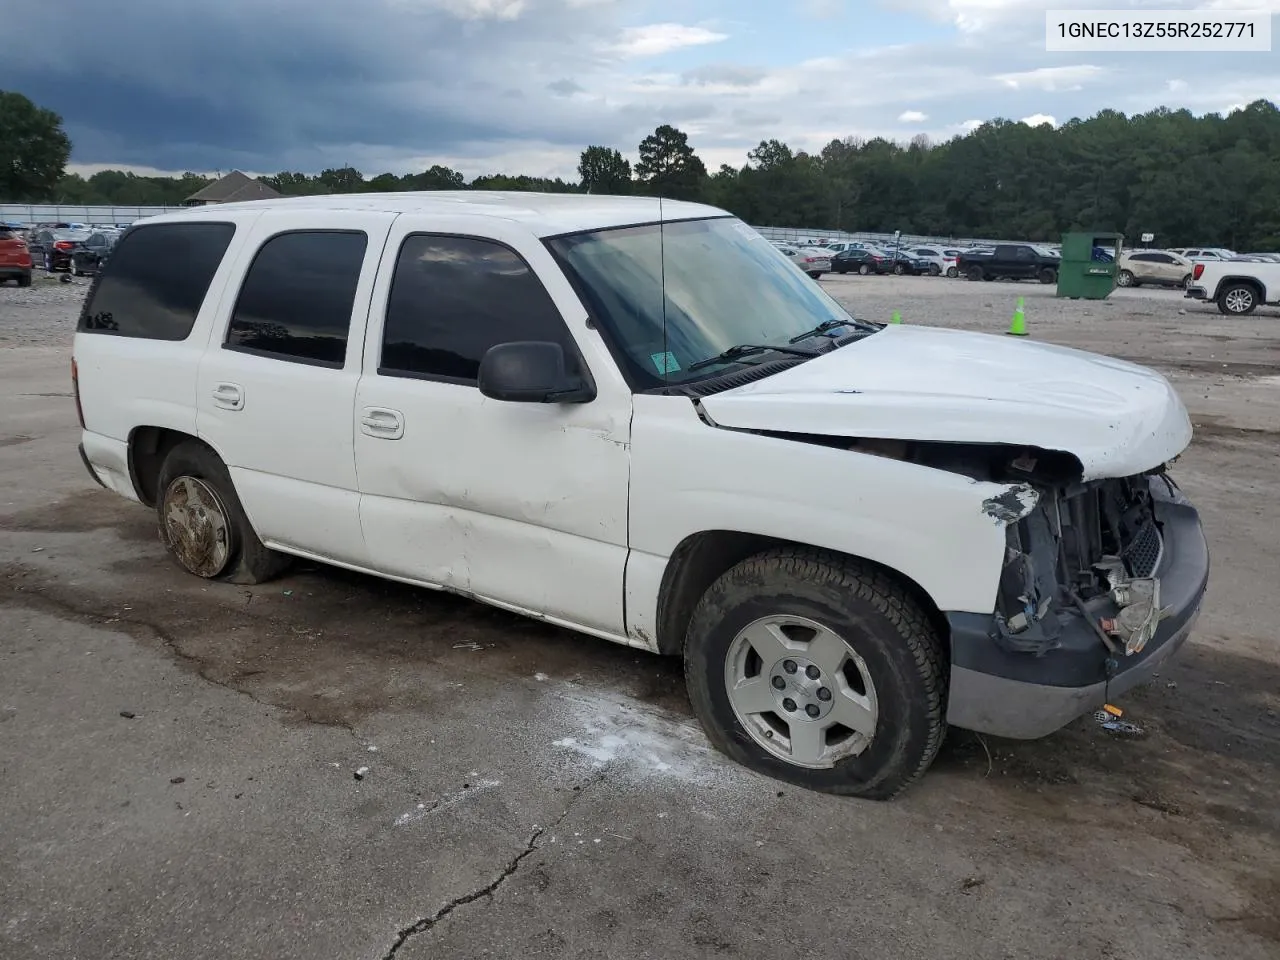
[1,272,1278,960]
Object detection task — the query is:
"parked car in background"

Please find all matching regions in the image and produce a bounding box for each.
[1239,252,1280,262]
[1185,258,1280,315]
[0,225,34,286]
[910,247,957,277]
[70,229,121,276]
[880,249,934,276]
[832,247,890,275]
[1167,247,1236,262]
[1116,250,1193,289]
[27,227,93,272]
[775,243,832,279]
[957,244,1060,283]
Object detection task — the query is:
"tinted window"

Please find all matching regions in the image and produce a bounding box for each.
[380,235,576,384]
[224,230,367,367]
[78,222,236,339]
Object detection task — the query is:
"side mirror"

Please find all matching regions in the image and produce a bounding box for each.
[477,341,595,404]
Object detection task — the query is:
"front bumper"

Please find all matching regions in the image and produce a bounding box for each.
[945,476,1209,739]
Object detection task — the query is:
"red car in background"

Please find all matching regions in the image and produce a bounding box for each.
[0,225,34,287]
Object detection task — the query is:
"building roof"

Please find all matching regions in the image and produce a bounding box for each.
[148,191,726,238]
[184,171,282,204]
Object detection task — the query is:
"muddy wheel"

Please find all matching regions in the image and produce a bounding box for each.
[683,549,946,800]
[155,441,291,584]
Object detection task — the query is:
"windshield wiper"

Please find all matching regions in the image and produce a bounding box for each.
[688,343,819,372]
[789,318,880,345]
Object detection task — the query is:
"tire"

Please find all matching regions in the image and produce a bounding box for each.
[929,264,941,276]
[155,441,292,585]
[945,267,958,279]
[1038,267,1057,284]
[893,263,905,276]
[1117,269,1134,287]
[1217,282,1259,316]
[683,549,947,800]
[836,268,847,275]
[807,271,821,279]
[858,264,871,276]
[17,272,31,288]
[967,265,983,281]
[1180,274,1192,289]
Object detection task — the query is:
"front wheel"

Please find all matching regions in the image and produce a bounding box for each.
[156,441,292,584]
[858,264,871,276]
[893,263,905,276]
[1117,269,1134,287]
[1218,282,1259,316]
[683,549,947,799]
[929,264,941,276]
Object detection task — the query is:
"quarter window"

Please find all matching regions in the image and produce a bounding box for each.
[224,230,367,367]
[379,234,579,384]
[77,222,236,340]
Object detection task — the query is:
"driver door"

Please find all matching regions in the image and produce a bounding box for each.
[353,216,633,637]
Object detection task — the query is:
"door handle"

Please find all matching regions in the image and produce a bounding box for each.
[360,407,404,440]
[212,382,244,410]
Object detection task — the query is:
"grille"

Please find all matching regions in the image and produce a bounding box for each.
[1122,519,1163,578]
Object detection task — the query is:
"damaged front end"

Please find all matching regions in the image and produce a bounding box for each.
[988,460,1175,660]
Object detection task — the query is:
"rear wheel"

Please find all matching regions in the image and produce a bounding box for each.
[1217,282,1259,316]
[17,272,31,288]
[683,549,947,800]
[945,266,958,279]
[1180,274,1192,289]
[893,263,905,276]
[155,441,292,584]
[967,265,984,281]
[1038,267,1057,284]
[807,271,821,279]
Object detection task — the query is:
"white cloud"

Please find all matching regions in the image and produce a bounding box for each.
[994,65,1106,91]
[899,110,929,122]
[798,0,846,16]
[610,23,728,57]
[1167,79,1187,93]
[405,0,526,18]
[1021,113,1057,127]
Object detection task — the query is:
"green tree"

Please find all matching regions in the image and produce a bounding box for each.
[0,91,72,201]
[406,165,466,190]
[578,145,631,194]
[634,124,708,201]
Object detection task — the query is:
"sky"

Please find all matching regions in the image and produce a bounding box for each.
[2,0,1278,181]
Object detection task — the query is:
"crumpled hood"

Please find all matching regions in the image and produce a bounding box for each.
[697,324,1192,479]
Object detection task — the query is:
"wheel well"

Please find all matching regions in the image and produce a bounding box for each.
[127,427,202,506]
[654,530,950,660]
[1216,276,1264,298]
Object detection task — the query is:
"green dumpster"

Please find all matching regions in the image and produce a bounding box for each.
[1056,232,1123,300]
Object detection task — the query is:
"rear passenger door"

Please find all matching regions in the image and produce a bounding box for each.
[353,216,632,638]
[195,210,395,567]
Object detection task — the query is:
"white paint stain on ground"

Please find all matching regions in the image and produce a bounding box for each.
[548,689,740,787]
[393,778,501,826]
[534,672,549,681]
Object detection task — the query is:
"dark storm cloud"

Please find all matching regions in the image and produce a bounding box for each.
[0,0,635,172]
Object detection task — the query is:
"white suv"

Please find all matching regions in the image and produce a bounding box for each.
[73,193,1209,798]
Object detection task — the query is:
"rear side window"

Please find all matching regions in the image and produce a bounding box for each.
[224,230,368,368]
[379,234,577,384]
[78,223,235,339]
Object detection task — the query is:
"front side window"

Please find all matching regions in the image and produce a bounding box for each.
[225,230,367,367]
[78,222,236,339]
[547,217,874,390]
[380,234,579,384]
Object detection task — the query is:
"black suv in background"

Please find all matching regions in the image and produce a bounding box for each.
[957,244,1060,284]
[70,230,121,276]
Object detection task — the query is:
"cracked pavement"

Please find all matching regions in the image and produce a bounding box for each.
[2,280,1279,959]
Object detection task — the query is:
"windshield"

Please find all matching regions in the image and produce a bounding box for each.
[547,217,871,388]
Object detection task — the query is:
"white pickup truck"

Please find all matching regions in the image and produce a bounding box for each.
[1184,259,1280,315]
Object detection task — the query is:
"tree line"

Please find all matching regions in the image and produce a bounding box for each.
[4,89,1279,249]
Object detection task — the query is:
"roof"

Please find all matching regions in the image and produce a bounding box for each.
[185,170,282,204]
[147,191,728,237]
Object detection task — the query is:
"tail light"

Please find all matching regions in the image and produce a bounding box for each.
[804,257,816,263]
[72,358,85,428]
[54,240,74,250]
[1192,263,1204,281]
